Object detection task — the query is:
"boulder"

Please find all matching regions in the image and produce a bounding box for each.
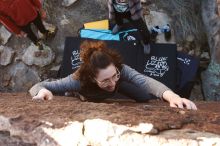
[22,44,55,67]
[201,52,210,60]
[0,26,12,45]
[0,93,219,146]
[0,46,15,66]
[9,63,40,91]
[144,11,176,44]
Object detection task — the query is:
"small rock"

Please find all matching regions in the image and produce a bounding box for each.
[195,50,201,57]
[22,43,55,67]
[177,46,183,51]
[60,15,70,26]
[141,0,147,3]
[0,26,12,45]
[0,46,3,53]
[14,57,22,62]
[2,74,11,87]
[50,65,61,71]
[188,50,195,56]
[179,110,186,115]
[0,46,15,66]
[200,52,210,60]
[62,0,78,7]
[186,35,195,42]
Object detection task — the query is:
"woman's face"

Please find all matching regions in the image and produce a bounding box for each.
[95,64,120,92]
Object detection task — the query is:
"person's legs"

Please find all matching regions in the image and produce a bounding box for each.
[20,23,43,57]
[32,13,48,34]
[114,11,124,26]
[32,13,56,39]
[131,18,151,54]
[118,81,156,102]
[112,11,130,34]
[20,23,39,44]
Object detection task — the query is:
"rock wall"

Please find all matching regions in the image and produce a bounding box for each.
[0,93,220,146]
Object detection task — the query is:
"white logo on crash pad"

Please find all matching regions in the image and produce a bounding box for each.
[71,50,82,69]
[144,56,169,77]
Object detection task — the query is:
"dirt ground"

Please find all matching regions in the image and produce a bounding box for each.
[0,92,219,136]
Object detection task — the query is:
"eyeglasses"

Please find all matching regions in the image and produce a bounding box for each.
[95,68,120,87]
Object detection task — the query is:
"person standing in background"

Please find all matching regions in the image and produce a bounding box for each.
[108,0,151,54]
[0,0,56,56]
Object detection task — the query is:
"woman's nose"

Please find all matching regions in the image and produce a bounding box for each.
[109,79,116,86]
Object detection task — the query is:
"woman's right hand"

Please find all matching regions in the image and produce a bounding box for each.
[39,8,46,19]
[32,88,53,100]
[17,31,27,37]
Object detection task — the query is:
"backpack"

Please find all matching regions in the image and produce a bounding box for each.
[175,52,199,98]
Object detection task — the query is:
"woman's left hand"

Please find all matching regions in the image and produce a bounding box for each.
[162,90,197,110]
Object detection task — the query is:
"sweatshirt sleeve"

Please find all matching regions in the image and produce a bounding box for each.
[0,15,21,34]
[30,0,42,10]
[29,74,81,97]
[120,64,171,98]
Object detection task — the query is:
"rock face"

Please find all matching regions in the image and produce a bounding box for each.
[0,93,219,146]
[201,0,220,100]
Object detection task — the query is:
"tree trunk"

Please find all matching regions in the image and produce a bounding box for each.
[201,0,220,100]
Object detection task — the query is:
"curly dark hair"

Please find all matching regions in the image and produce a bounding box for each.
[73,40,123,86]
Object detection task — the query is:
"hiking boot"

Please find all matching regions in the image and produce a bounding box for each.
[161,24,171,41]
[112,24,122,34]
[44,28,57,40]
[35,40,44,50]
[150,26,159,43]
[143,44,151,54]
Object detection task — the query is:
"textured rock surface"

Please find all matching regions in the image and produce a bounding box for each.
[201,0,220,100]
[0,26,12,45]
[0,46,15,66]
[22,44,55,67]
[0,93,219,146]
[144,11,176,44]
[62,0,79,7]
[9,63,40,91]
